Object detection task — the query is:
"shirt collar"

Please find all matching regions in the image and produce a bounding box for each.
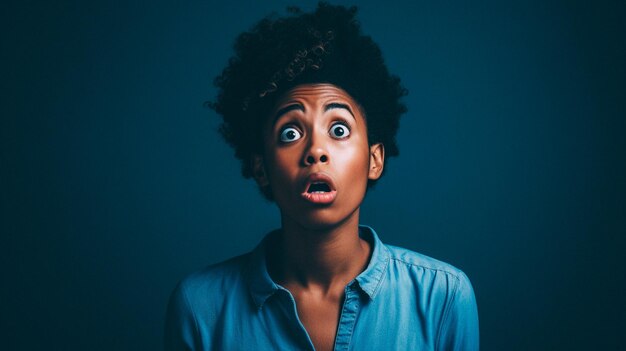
[246,225,391,309]
[353,225,390,299]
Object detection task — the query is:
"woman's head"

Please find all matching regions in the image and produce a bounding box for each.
[210,2,407,200]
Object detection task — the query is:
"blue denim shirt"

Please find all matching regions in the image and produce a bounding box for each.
[165,226,479,350]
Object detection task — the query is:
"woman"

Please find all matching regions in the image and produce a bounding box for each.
[165,3,479,350]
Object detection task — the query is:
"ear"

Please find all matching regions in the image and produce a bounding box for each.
[251,154,269,187]
[368,143,385,180]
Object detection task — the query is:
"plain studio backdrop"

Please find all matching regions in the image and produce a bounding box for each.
[2,1,625,350]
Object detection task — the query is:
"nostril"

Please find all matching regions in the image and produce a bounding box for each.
[320,155,328,162]
[306,155,315,164]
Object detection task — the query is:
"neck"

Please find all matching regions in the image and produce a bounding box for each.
[269,209,371,293]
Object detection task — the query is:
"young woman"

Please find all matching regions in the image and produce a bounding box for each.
[165,3,479,350]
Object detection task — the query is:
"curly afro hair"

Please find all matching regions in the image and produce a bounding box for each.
[209,2,407,199]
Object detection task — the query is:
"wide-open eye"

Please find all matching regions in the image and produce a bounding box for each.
[329,122,350,139]
[279,126,302,143]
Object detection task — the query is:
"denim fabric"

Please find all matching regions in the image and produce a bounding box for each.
[165,226,479,350]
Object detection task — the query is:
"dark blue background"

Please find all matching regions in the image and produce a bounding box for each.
[3,1,625,350]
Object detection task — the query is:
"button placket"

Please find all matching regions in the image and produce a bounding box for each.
[334,285,361,351]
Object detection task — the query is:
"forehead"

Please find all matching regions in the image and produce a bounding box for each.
[272,83,361,112]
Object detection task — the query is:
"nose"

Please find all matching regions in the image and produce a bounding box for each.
[305,153,328,165]
[303,134,329,166]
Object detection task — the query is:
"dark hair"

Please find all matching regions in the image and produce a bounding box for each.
[209,2,407,199]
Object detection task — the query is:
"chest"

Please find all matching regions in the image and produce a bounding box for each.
[207,288,432,351]
[293,295,343,351]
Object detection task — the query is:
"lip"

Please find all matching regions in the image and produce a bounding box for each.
[300,172,337,205]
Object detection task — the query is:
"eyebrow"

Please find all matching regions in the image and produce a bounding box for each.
[273,104,304,123]
[272,101,356,124]
[325,102,355,120]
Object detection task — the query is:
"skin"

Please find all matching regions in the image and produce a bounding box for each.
[252,84,385,351]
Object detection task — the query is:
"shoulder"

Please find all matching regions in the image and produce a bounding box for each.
[174,253,251,303]
[385,244,469,282]
[164,253,254,350]
[382,245,479,349]
[382,244,475,306]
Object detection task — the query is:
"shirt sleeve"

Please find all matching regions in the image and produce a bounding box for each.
[164,282,199,351]
[436,271,479,351]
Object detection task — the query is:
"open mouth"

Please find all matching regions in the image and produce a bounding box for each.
[307,182,332,193]
[301,173,337,204]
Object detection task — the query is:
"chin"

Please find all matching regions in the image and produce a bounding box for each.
[284,206,359,231]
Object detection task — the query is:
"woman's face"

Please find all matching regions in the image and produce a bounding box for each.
[256,83,384,230]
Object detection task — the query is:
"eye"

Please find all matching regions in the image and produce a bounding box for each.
[329,122,350,139]
[279,126,302,143]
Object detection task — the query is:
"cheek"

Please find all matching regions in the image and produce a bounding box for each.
[335,143,371,179]
[266,148,299,183]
